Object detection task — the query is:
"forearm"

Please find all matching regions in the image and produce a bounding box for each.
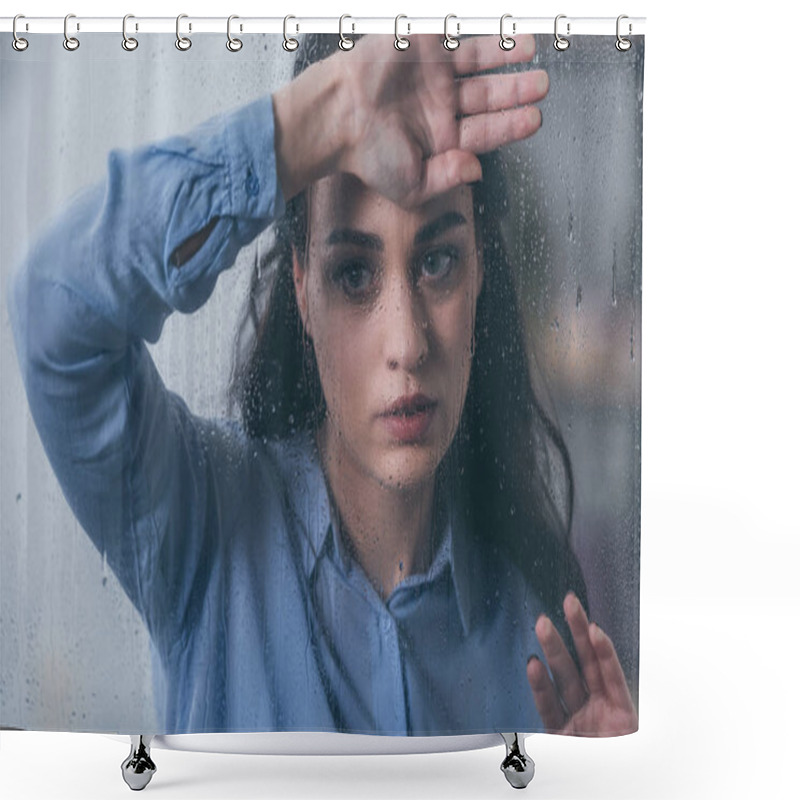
[171,66,346,268]
[272,59,352,202]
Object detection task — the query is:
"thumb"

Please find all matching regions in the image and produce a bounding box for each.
[410,150,482,206]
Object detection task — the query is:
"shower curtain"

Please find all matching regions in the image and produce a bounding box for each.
[0,26,643,739]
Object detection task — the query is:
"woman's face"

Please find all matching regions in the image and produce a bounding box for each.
[293,173,483,492]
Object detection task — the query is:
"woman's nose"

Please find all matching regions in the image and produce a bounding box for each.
[382,280,428,372]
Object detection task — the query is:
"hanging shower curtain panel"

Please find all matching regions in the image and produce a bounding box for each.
[0,24,643,737]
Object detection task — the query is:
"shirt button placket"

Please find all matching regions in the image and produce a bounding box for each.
[380,610,407,732]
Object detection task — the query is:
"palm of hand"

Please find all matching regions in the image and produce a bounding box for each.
[339,34,546,207]
[559,691,638,737]
[354,71,458,202]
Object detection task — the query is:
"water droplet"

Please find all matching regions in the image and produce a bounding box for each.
[630,321,636,362]
[611,242,618,307]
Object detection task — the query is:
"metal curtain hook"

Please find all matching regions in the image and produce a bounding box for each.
[443,14,459,51]
[227,15,243,52]
[339,14,354,51]
[616,14,632,51]
[283,15,299,52]
[12,14,29,51]
[176,14,192,50]
[63,13,79,51]
[122,14,138,51]
[500,14,515,51]
[394,14,410,50]
[554,14,570,51]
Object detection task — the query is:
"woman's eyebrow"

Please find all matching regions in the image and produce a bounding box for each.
[326,228,383,251]
[325,211,467,251]
[414,211,467,246]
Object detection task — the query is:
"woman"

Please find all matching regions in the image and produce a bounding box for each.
[8,33,636,736]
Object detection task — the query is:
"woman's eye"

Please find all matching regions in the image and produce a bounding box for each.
[334,260,373,296]
[420,247,458,281]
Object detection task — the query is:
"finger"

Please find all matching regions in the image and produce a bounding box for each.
[407,150,483,206]
[457,70,549,116]
[526,655,566,732]
[459,105,542,154]
[589,623,637,714]
[535,613,587,716]
[453,34,536,76]
[563,592,605,696]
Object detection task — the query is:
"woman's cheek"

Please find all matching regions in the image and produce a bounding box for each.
[316,317,370,429]
[444,294,475,373]
[446,294,475,432]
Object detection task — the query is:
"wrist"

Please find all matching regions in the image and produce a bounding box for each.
[273,58,351,202]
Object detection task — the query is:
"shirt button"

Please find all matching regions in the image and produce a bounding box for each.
[245,169,259,197]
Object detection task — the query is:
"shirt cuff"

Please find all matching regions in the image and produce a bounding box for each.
[223,93,286,224]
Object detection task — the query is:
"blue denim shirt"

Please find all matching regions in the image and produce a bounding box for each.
[8,94,548,735]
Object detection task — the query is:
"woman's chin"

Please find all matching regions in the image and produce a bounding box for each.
[374,447,444,492]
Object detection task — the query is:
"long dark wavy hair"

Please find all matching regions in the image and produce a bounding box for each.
[229,34,588,627]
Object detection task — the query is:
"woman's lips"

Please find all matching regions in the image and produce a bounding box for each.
[379,397,437,443]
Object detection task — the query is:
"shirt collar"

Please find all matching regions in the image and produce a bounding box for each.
[288,428,476,636]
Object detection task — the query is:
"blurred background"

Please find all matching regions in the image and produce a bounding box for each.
[0,33,641,730]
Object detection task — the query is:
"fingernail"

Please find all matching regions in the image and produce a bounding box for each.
[527,654,540,666]
[524,36,536,60]
[535,614,550,634]
[537,71,549,95]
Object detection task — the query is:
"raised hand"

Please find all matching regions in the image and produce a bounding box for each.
[273,34,548,207]
[527,592,638,736]
[339,34,548,206]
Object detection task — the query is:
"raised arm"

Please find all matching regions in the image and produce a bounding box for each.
[178,33,549,255]
[7,93,289,649]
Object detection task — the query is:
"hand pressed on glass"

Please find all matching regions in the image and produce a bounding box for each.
[341,34,547,206]
[528,592,638,736]
[274,34,548,208]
